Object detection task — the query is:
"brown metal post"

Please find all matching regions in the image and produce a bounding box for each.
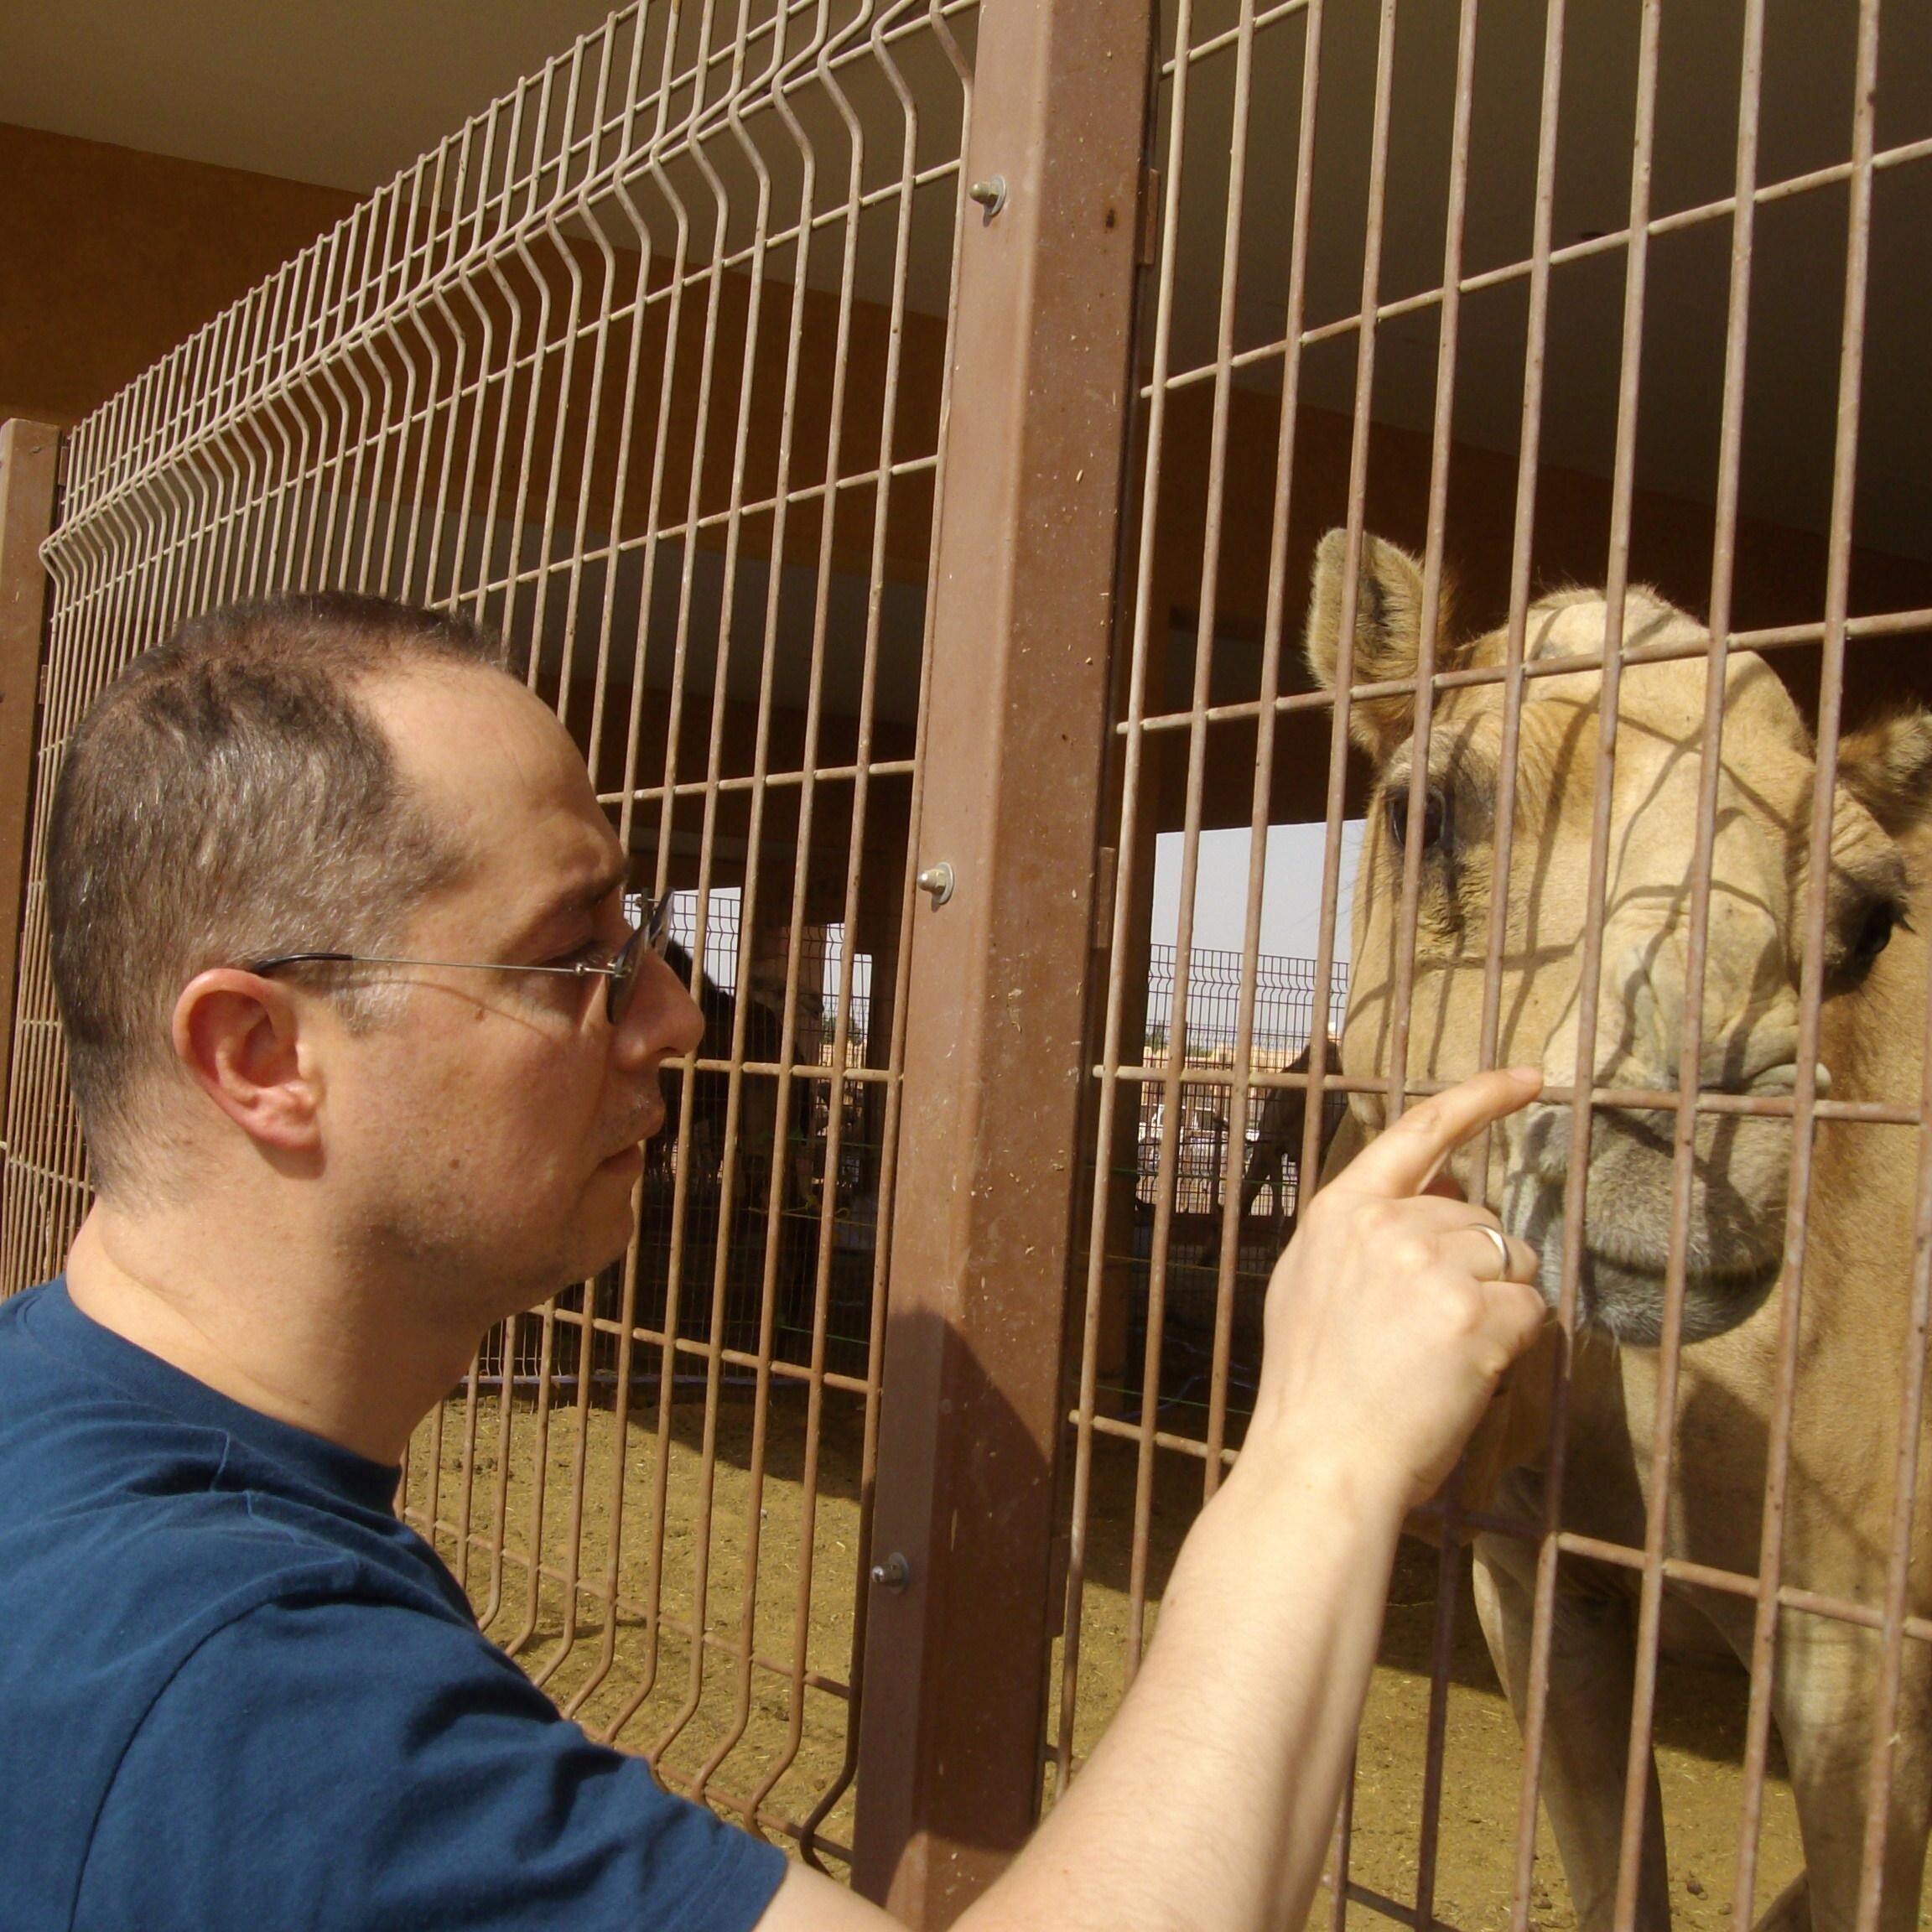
[0,420,60,1118]
[848,3,1153,1922]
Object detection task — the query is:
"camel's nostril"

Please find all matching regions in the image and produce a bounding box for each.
[1513,1099,1569,1176]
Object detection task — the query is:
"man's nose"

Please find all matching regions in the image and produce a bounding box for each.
[617,953,705,1066]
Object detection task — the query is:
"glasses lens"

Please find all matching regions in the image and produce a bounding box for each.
[606,922,646,1027]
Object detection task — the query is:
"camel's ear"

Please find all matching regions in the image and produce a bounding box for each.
[1839,709,1932,839]
[1303,529,1429,756]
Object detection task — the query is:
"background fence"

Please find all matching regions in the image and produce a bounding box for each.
[3,2,1931,1929]
[1137,946,1347,1209]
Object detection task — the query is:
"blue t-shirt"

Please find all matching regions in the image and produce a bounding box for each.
[0,1278,788,1931]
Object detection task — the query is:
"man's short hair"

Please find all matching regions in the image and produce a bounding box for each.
[47,593,505,1197]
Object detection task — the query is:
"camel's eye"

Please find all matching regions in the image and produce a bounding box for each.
[1386,782,1447,855]
[1852,899,1899,969]
[1827,891,1907,992]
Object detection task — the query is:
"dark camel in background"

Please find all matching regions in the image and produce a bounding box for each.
[1197,1038,1347,1269]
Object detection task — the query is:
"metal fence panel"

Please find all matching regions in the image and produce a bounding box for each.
[1,0,978,1878]
[1058,10,1932,1932]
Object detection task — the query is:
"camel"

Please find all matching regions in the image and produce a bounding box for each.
[657,937,815,1218]
[1304,528,1932,1932]
[1197,1039,1348,1268]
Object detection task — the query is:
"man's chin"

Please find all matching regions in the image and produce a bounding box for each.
[597,1141,645,1180]
[562,1148,647,1280]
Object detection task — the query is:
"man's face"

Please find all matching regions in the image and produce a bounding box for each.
[320,664,703,1322]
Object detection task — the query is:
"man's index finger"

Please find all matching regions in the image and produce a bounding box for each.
[1337,1067,1543,1201]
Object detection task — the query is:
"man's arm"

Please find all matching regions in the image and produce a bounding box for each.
[759,1068,1547,1932]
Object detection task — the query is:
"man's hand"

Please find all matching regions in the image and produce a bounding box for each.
[1249,1066,1549,1509]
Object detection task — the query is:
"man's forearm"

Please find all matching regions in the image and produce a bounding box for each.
[959,1450,1406,1932]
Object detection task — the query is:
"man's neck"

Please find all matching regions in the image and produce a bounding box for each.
[63,1202,478,1467]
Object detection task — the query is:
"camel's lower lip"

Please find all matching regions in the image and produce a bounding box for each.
[1547,1245,1784,1345]
[1571,1249,1784,1291]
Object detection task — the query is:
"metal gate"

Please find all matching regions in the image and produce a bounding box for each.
[0,0,995,1891]
[3,2,1932,1929]
[1057,8,1932,1932]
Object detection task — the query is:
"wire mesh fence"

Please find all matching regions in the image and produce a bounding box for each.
[1106,948,1351,1424]
[1143,941,1345,1065]
[1135,943,1348,1212]
[1057,12,1932,1932]
[1,0,979,1873]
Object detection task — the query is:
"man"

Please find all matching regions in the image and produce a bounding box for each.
[0,593,1547,1931]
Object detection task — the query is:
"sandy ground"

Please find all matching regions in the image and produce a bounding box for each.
[404,1385,1833,1930]
[1048,1416,1816,1932]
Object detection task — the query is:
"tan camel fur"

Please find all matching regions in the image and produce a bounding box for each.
[1305,528,1932,1932]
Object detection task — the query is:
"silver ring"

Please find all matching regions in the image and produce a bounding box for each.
[1475,1223,1513,1278]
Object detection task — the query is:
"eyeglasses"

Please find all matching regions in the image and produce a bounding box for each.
[247,895,673,1027]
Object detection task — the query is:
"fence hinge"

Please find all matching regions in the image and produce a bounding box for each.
[1138,168,1161,267]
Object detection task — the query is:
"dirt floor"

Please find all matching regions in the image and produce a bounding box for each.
[404,1384,1833,1931]
[1046,1417,1824,1932]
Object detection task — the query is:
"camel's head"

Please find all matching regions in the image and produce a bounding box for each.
[1307,530,1932,1343]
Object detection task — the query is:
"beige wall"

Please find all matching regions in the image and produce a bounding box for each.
[0,122,355,427]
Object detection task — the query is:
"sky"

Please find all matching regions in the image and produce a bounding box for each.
[1150,820,1366,963]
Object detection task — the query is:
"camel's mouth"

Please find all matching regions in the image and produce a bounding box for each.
[1499,1105,1791,1345]
[1501,1184,1785,1344]
[1561,1243,1784,1346]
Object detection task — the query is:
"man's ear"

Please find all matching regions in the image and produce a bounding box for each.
[1302,528,1431,758]
[171,971,325,1157]
[1838,709,1932,840]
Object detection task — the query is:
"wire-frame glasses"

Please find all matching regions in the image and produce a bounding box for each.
[247,896,673,1027]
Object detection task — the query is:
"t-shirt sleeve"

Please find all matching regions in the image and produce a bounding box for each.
[75,1589,790,1932]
